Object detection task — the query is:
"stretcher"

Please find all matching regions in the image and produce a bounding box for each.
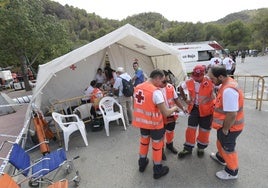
[0,141,80,187]
[32,110,55,155]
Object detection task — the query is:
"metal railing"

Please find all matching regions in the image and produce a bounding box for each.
[233,75,268,111]
[49,95,86,115]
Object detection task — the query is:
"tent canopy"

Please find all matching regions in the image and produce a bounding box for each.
[31,23,186,112]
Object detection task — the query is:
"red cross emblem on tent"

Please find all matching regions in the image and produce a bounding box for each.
[70,64,77,70]
[135,90,145,104]
[135,44,146,50]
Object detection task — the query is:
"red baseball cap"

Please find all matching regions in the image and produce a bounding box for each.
[191,65,205,78]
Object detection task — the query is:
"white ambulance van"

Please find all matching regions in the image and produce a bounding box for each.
[168,41,225,73]
[0,70,13,89]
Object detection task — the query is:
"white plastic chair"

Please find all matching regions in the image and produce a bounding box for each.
[98,96,126,136]
[73,103,93,120]
[52,112,88,151]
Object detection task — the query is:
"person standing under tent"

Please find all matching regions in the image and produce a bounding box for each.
[104,62,116,86]
[95,68,106,86]
[113,67,132,126]
[132,61,145,87]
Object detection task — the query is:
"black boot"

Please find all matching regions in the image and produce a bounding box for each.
[166,142,178,154]
[197,148,204,157]
[153,164,169,179]
[138,157,149,172]
[162,149,166,161]
[178,148,192,159]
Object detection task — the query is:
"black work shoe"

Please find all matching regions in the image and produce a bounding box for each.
[139,158,149,172]
[153,165,169,179]
[197,148,204,157]
[166,143,178,154]
[162,149,167,161]
[178,149,192,159]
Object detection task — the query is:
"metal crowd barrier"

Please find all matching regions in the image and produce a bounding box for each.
[233,75,268,111]
[12,95,32,104]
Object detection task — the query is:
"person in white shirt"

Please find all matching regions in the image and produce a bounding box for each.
[222,53,235,76]
[81,80,96,103]
[81,80,98,117]
[95,68,106,85]
[207,65,244,180]
[207,52,222,71]
[113,67,132,126]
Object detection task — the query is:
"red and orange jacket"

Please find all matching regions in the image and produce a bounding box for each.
[186,76,215,117]
[212,77,244,132]
[91,88,103,109]
[162,83,178,124]
[132,82,164,130]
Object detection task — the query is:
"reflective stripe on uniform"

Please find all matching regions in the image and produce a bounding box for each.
[134,108,161,117]
[134,117,163,126]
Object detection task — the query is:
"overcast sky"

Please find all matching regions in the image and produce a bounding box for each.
[53,0,268,23]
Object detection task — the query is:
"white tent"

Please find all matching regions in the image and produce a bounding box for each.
[31,23,186,112]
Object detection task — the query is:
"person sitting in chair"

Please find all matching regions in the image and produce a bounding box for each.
[81,80,96,104]
[91,81,105,116]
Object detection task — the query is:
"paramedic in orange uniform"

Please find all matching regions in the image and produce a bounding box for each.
[132,69,180,179]
[208,65,244,180]
[90,82,104,111]
[160,70,187,160]
[178,65,215,158]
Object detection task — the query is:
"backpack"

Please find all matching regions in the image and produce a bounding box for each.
[120,77,134,97]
